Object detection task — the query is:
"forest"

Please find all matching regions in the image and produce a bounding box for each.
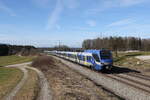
[82,37,150,51]
[0,44,37,56]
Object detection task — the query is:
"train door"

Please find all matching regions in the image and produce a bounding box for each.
[87,56,93,67]
[83,56,87,65]
[77,54,82,64]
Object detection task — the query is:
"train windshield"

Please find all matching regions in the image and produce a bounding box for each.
[92,54,100,62]
[100,50,112,59]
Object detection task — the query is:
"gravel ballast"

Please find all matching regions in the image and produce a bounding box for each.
[53,56,150,100]
[38,56,120,100]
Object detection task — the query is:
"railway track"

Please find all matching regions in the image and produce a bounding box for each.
[85,65,150,96]
[58,55,150,94]
[52,55,150,100]
[105,73,150,94]
[127,73,150,80]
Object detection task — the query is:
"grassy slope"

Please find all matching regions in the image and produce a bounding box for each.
[0,55,35,66]
[113,51,150,71]
[0,55,36,99]
[0,67,23,99]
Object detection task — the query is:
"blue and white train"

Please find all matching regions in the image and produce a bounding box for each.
[48,49,113,71]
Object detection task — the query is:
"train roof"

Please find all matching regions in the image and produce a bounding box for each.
[84,49,111,53]
[57,51,92,56]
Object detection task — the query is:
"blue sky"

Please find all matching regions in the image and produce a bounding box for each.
[0,0,150,47]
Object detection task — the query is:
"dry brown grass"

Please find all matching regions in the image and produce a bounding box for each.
[32,55,56,72]
[114,52,150,72]
[32,55,120,100]
[14,69,39,100]
[0,68,23,99]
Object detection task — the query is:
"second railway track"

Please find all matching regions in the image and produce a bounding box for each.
[127,73,150,81]
[105,73,150,94]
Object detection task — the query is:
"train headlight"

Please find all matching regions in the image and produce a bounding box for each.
[106,66,109,69]
[102,62,110,65]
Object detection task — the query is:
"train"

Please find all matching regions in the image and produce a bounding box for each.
[47,49,113,71]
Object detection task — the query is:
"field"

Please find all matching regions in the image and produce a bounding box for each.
[0,55,37,99]
[0,67,23,99]
[114,51,150,71]
[0,52,150,100]
[0,55,35,66]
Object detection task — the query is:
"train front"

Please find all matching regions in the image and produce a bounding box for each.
[99,50,113,70]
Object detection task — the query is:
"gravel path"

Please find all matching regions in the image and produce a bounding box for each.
[27,66,52,100]
[136,55,150,60]
[4,62,52,100]
[4,66,28,100]
[53,56,150,100]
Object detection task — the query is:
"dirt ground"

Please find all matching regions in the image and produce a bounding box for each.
[32,56,120,100]
[136,55,150,60]
[14,69,39,100]
[114,55,150,77]
[116,57,150,72]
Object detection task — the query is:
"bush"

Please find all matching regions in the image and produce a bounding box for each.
[32,56,55,71]
[0,44,9,56]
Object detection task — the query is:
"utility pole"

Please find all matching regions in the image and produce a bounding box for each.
[59,40,60,50]
[57,40,62,51]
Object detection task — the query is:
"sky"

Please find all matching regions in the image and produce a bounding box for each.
[0,0,150,47]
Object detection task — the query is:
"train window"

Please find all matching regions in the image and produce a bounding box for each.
[71,54,74,58]
[87,56,92,61]
[74,55,77,59]
[78,55,82,60]
[73,55,76,59]
[100,50,112,59]
[68,54,71,57]
[83,56,85,61]
[92,54,100,62]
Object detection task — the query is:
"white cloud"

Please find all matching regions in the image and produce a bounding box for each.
[0,1,16,16]
[46,0,79,30]
[86,0,148,15]
[63,0,79,9]
[104,17,150,38]
[46,0,63,30]
[56,24,61,30]
[32,0,52,7]
[120,0,146,6]
[33,0,79,8]
[87,20,96,27]
[115,23,150,33]
[107,18,135,27]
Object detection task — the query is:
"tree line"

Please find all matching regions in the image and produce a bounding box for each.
[0,44,38,56]
[82,37,150,51]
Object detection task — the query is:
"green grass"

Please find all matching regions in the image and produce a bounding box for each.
[113,51,150,63]
[0,55,35,66]
[0,55,36,99]
[113,51,150,70]
[0,67,23,99]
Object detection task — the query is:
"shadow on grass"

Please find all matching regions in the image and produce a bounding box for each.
[114,53,142,62]
[114,53,142,61]
[114,56,126,62]
[103,66,140,74]
[125,53,142,57]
